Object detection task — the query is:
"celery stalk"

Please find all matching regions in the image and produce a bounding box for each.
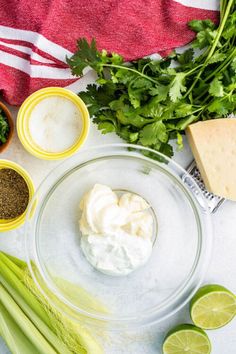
[0,254,52,328]
[0,277,72,354]
[26,273,103,354]
[0,302,40,354]
[0,284,58,354]
[1,252,27,270]
[0,252,104,354]
[0,256,73,354]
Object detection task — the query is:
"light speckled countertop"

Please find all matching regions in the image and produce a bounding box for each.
[0,77,235,353]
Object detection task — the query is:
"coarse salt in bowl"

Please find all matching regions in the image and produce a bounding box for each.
[17,87,90,160]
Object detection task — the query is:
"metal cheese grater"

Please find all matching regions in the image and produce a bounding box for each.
[182,160,225,213]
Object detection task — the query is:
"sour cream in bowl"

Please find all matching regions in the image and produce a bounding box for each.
[79,184,155,276]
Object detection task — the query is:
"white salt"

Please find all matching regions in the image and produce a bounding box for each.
[29,96,82,153]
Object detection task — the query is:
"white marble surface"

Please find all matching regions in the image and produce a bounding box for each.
[0,88,235,354]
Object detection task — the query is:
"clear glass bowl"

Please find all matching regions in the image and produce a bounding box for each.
[25,144,212,330]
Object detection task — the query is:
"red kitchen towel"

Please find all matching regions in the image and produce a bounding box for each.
[0,0,219,105]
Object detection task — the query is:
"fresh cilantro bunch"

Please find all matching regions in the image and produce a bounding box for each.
[68,0,236,157]
[0,108,10,145]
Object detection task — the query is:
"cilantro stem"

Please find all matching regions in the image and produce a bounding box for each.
[194,48,236,101]
[184,64,204,77]
[219,37,231,50]
[183,0,234,98]
[141,62,151,74]
[205,0,233,61]
[191,107,205,114]
[201,95,211,106]
[200,89,234,117]
[220,0,227,22]
[205,48,236,82]
[102,64,159,84]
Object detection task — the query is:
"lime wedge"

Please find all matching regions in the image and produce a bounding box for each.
[162,324,211,354]
[190,284,236,330]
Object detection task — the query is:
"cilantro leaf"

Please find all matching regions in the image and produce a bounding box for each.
[0,109,10,144]
[177,49,194,65]
[131,78,153,90]
[148,85,169,103]
[188,19,216,32]
[222,12,236,39]
[79,83,117,116]
[116,110,149,128]
[97,121,116,134]
[192,29,217,49]
[209,77,224,97]
[140,96,165,118]
[207,99,231,115]
[176,115,198,130]
[169,73,187,102]
[118,127,139,143]
[231,58,236,72]
[67,38,100,75]
[208,52,227,64]
[158,143,173,158]
[93,110,119,133]
[139,121,168,146]
[175,103,193,117]
[177,132,184,149]
[114,69,137,85]
[128,77,152,108]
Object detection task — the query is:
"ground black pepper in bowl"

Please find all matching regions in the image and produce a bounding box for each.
[0,168,29,219]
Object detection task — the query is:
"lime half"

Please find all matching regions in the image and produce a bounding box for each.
[190,284,236,330]
[163,324,211,354]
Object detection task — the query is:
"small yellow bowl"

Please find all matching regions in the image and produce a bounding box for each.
[0,160,35,232]
[17,87,90,160]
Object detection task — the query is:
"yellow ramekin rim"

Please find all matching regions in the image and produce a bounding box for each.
[17,87,90,160]
[0,160,35,232]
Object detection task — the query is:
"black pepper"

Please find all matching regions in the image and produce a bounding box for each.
[0,168,29,219]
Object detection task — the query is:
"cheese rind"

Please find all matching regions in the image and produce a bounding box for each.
[186,119,236,201]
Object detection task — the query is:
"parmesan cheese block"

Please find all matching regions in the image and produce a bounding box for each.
[186,119,236,201]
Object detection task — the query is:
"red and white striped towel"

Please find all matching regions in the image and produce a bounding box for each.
[0,0,219,105]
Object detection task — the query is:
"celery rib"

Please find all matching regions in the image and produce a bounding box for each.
[0,252,104,354]
[0,302,41,354]
[0,254,52,328]
[0,284,58,354]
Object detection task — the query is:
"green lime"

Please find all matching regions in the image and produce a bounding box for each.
[162,324,211,354]
[190,284,236,330]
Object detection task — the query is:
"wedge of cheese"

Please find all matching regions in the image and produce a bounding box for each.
[186,118,236,201]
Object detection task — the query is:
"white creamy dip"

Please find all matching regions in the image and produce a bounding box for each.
[29,96,82,153]
[79,184,154,276]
